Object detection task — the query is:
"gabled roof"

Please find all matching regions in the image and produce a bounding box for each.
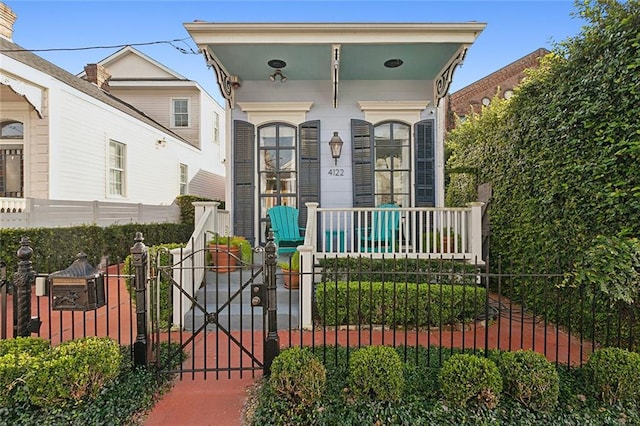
[0,37,188,143]
[77,45,188,81]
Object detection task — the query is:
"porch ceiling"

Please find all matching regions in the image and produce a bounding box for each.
[184,22,486,105]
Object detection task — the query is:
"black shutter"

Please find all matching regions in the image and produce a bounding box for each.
[298,120,320,227]
[351,119,374,207]
[415,119,435,206]
[233,120,255,242]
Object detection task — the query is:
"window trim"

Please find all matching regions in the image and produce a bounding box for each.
[179,163,188,195]
[108,140,127,198]
[171,98,191,128]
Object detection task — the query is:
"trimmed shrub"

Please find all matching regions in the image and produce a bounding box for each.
[585,347,640,405]
[25,337,122,408]
[495,350,559,411]
[0,336,50,357]
[316,281,486,327]
[439,354,502,409]
[269,347,326,408]
[349,345,404,402]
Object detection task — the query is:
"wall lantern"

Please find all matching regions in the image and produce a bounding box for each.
[48,252,105,311]
[328,131,344,165]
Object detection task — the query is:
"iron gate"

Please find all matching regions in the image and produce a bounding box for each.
[147,236,280,379]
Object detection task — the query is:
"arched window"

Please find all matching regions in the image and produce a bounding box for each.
[0,120,24,197]
[374,121,411,207]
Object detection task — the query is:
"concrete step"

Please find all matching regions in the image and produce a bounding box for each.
[183,302,298,331]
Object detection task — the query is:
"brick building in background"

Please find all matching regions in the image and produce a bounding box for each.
[447,48,549,130]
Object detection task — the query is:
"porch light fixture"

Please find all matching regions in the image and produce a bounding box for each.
[328,131,344,165]
[269,69,287,82]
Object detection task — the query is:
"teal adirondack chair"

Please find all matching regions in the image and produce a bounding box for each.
[267,205,305,255]
[357,203,401,253]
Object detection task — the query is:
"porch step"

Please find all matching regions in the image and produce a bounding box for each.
[183,267,299,331]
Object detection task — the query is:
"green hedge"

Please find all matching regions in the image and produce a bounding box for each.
[175,194,224,226]
[319,257,479,285]
[316,281,487,327]
[0,223,192,274]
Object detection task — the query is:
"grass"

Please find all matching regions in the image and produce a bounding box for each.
[245,345,640,425]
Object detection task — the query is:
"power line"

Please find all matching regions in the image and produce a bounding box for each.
[1,38,199,54]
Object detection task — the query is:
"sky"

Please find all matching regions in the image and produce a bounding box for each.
[4,0,587,105]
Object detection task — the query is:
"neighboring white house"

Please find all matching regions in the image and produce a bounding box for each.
[0,3,225,227]
[185,22,485,246]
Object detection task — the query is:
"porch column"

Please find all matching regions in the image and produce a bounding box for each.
[467,202,484,263]
[298,245,314,329]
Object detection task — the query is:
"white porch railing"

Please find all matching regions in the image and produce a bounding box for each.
[0,197,26,212]
[303,202,484,261]
[170,201,230,325]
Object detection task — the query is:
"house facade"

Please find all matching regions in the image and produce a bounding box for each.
[185,22,486,245]
[0,3,225,227]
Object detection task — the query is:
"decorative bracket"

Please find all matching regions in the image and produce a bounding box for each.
[434,45,468,107]
[331,44,341,109]
[202,47,235,108]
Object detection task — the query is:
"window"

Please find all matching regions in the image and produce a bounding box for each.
[213,112,220,143]
[179,163,188,195]
[0,120,24,198]
[374,122,411,207]
[352,118,435,208]
[172,98,189,128]
[109,141,126,196]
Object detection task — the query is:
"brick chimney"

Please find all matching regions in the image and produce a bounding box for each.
[83,64,111,91]
[0,2,17,41]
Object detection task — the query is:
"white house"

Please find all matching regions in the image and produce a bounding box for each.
[0,3,225,227]
[185,22,486,248]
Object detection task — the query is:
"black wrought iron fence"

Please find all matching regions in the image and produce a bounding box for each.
[276,254,638,369]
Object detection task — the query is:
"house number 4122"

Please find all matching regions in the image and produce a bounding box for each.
[328,168,344,176]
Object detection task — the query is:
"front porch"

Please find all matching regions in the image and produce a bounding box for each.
[175,201,485,329]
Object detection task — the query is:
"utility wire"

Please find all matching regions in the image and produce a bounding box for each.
[1,38,199,54]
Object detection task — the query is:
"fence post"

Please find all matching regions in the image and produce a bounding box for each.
[298,245,314,329]
[131,232,149,367]
[263,230,279,376]
[13,236,35,337]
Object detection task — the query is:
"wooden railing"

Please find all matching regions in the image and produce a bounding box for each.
[303,202,484,261]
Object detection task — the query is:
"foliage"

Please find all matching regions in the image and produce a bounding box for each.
[348,346,405,402]
[585,347,640,405]
[0,342,184,425]
[175,194,223,226]
[269,347,326,408]
[0,336,50,357]
[319,256,479,285]
[25,337,122,408]
[0,223,192,274]
[316,281,487,327]
[208,234,253,264]
[439,353,502,409]
[494,349,559,411]
[250,345,640,425]
[277,250,300,271]
[563,235,640,305]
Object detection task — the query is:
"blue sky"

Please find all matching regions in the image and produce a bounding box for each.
[5,1,586,105]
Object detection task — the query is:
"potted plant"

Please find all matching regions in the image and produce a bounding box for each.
[208,235,252,272]
[278,250,300,289]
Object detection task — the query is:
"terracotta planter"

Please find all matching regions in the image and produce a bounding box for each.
[209,244,240,272]
[281,269,300,290]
